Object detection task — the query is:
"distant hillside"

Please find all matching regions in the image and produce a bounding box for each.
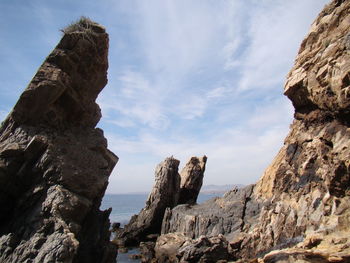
[200,184,244,194]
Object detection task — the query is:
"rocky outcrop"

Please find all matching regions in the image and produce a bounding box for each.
[239,0,350,260]
[117,156,207,247]
[0,17,118,263]
[156,185,261,262]
[161,185,261,240]
[153,1,350,262]
[178,156,207,205]
[117,157,180,246]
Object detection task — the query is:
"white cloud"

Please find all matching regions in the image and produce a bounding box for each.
[99,70,170,130]
[234,0,329,92]
[0,0,330,194]
[99,0,330,193]
[133,1,235,76]
[105,95,292,193]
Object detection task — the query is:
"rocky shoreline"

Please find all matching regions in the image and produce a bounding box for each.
[0,0,349,262]
[113,1,350,262]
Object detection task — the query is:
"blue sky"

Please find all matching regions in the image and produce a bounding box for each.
[0,0,328,193]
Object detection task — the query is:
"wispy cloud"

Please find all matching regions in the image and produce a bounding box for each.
[99,70,170,130]
[234,0,328,92]
[0,0,329,193]
[97,0,329,193]
[104,95,293,193]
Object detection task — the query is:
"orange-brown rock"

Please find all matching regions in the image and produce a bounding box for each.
[153,1,350,262]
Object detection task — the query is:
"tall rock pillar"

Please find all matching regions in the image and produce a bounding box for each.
[0,17,118,263]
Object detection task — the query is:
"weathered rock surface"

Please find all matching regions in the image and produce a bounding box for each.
[117,157,180,246]
[154,1,350,262]
[161,185,261,240]
[155,233,231,263]
[0,17,118,263]
[178,156,207,205]
[139,241,156,263]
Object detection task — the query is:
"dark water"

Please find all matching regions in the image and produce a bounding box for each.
[100,193,221,262]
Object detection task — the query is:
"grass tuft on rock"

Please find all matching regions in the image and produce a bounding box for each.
[61,16,97,35]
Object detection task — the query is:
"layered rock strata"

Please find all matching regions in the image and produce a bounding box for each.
[0,18,118,263]
[153,1,350,262]
[178,156,207,205]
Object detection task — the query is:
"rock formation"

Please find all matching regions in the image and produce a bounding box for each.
[178,156,207,205]
[117,156,207,247]
[152,1,350,262]
[161,185,261,240]
[0,17,118,263]
[117,157,181,246]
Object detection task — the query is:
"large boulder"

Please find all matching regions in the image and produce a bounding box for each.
[0,17,118,263]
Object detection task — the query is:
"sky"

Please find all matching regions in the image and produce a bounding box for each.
[0,0,329,193]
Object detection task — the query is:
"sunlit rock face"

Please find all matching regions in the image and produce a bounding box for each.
[178,156,207,205]
[0,18,118,263]
[154,1,350,262]
[241,0,350,260]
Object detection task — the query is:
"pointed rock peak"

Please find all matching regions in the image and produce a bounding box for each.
[178,155,207,205]
[117,156,180,246]
[7,17,109,130]
[0,19,117,263]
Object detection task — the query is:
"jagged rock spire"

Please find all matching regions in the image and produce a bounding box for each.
[0,17,118,263]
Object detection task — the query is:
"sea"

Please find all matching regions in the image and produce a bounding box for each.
[100,192,221,262]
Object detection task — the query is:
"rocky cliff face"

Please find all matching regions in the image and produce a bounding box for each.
[0,18,118,263]
[153,1,350,262]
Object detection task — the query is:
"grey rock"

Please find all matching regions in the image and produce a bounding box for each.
[154,233,231,263]
[178,156,207,205]
[0,17,117,263]
[117,157,180,246]
[161,185,262,240]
